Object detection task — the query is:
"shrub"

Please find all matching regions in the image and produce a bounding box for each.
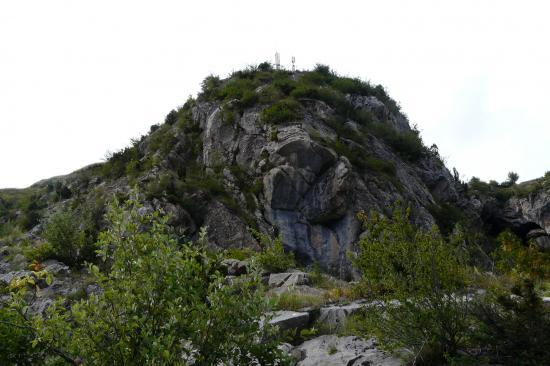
[164,109,178,125]
[368,122,425,162]
[0,306,43,365]
[468,177,491,194]
[472,279,550,365]
[501,171,519,187]
[42,209,96,267]
[102,144,141,179]
[273,77,297,95]
[326,138,395,177]
[353,206,472,362]
[251,229,295,273]
[492,230,550,281]
[261,98,302,124]
[427,202,465,236]
[259,84,286,105]
[18,193,44,230]
[219,78,259,103]
[257,61,272,72]
[12,198,287,365]
[199,74,221,100]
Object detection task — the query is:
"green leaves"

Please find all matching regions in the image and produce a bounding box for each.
[353,206,472,362]
[25,195,286,365]
[250,228,296,273]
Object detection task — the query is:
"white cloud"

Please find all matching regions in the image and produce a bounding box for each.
[1,0,549,188]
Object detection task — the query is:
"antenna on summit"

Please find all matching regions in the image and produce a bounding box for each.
[275,52,280,70]
[291,56,295,72]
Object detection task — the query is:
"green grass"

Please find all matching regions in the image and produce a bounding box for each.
[271,291,327,311]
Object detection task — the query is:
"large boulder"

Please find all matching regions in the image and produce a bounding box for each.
[268,310,310,332]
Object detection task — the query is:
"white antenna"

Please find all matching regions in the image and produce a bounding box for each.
[291,56,295,72]
[275,52,280,70]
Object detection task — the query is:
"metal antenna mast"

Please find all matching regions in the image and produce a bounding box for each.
[275,52,280,70]
[291,56,295,72]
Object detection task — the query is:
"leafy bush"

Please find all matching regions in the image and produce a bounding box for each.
[0,306,43,365]
[251,229,295,273]
[9,197,287,365]
[427,202,465,236]
[368,122,425,162]
[165,109,179,125]
[102,144,141,179]
[472,279,550,365]
[41,209,96,267]
[257,61,272,72]
[503,171,519,187]
[261,98,302,124]
[353,206,472,363]
[492,230,550,281]
[199,74,222,100]
[18,193,45,230]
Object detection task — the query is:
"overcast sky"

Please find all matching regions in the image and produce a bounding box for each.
[1,0,549,188]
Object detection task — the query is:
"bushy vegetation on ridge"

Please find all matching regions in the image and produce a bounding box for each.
[468,171,550,201]
[197,62,426,163]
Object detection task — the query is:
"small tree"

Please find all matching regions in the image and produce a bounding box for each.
[42,209,90,266]
[472,279,550,365]
[492,230,550,281]
[502,171,519,187]
[353,207,472,363]
[14,197,287,365]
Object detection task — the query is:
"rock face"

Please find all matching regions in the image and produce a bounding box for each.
[188,97,465,277]
[269,271,311,288]
[317,302,367,331]
[291,335,403,366]
[481,188,550,250]
[269,310,310,332]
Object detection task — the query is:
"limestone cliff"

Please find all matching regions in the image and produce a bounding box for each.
[0,65,491,278]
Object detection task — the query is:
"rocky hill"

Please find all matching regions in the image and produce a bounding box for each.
[1,63,549,365]
[1,63,480,276]
[1,64,548,277]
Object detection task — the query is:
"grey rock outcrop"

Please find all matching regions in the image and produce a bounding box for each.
[346,94,410,134]
[292,335,403,366]
[496,188,550,249]
[317,301,367,331]
[220,259,248,276]
[269,271,311,288]
[268,310,310,332]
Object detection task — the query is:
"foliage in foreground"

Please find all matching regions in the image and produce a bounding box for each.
[354,207,471,363]
[2,197,287,365]
[353,206,550,365]
[472,279,550,365]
